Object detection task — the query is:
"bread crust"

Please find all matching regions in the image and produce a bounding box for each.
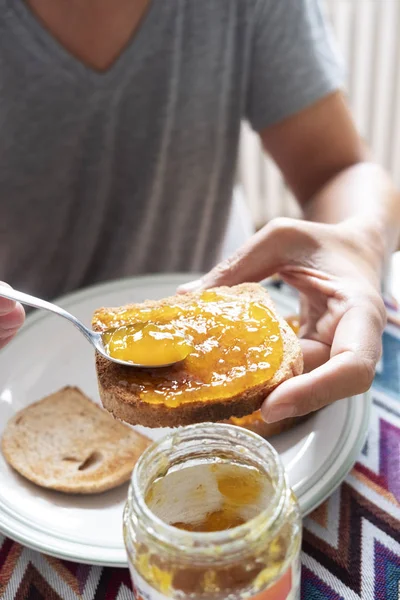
[1,386,151,493]
[93,284,303,428]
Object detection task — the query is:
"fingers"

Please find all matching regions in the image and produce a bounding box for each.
[0,284,25,349]
[261,302,384,422]
[178,232,271,292]
[300,338,330,373]
[261,350,375,423]
[178,218,308,292]
[0,291,17,315]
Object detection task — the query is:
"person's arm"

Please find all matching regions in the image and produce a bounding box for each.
[180,92,400,422]
[261,91,400,259]
[0,284,25,349]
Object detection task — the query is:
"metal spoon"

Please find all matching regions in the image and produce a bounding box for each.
[0,286,186,368]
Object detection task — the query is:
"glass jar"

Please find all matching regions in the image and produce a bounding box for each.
[124,423,302,600]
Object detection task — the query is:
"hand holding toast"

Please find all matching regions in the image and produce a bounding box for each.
[180,218,386,422]
[0,283,25,349]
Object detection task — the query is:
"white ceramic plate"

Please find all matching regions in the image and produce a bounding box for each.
[0,274,370,567]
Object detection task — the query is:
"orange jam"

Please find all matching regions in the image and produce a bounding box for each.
[230,314,300,430]
[230,410,265,428]
[102,323,192,366]
[94,291,283,407]
[173,509,246,532]
[286,315,300,335]
[124,424,302,600]
[146,462,270,533]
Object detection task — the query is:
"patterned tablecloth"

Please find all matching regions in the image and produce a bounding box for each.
[0,308,399,600]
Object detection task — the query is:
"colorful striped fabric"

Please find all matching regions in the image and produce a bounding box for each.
[1,316,399,600]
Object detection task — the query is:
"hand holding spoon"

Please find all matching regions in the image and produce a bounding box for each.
[0,286,191,368]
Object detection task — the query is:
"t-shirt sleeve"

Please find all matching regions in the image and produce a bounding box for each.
[246,0,345,132]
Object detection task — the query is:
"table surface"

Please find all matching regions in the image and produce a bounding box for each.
[0,306,399,600]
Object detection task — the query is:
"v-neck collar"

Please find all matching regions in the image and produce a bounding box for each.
[5,0,159,87]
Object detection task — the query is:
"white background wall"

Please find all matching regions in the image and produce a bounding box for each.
[238,0,400,228]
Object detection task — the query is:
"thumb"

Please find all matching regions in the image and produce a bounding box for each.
[179,218,298,292]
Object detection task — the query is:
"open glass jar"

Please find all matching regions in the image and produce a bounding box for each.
[124,424,302,600]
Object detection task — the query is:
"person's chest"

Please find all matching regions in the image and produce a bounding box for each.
[24,0,152,72]
[0,0,252,231]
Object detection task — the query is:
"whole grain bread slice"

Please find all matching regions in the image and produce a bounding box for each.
[93,284,303,428]
[1,386,151,494]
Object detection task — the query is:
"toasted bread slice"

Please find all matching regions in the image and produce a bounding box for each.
[93,284,303,428]
[1,386,151,494]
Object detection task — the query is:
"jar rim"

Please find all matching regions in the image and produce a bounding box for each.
[128,423,288,557]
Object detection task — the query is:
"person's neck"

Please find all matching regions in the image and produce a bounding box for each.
[25,0,151,72]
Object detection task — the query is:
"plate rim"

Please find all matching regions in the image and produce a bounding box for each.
[0,274,371,567]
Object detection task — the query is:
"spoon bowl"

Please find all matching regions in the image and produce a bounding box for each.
[91,330,184,368]
[0,286,186,368]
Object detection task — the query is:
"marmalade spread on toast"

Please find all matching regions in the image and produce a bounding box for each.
[229,314,300,430]
[95,291,283,407]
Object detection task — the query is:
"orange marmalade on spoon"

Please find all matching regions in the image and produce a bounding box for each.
[102,323,193,366]
[94,291,283,407]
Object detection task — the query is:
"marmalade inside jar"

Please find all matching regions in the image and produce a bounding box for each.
[146,461,273,532]
[124,425,302,599]
[94,291,283,407]
[138,459,295,596]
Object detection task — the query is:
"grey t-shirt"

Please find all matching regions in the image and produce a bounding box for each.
[0,0,342,300]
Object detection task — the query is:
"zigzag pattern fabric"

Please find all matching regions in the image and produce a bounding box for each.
[1,320,399,600]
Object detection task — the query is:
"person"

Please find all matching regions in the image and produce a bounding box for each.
[0,0,399,423]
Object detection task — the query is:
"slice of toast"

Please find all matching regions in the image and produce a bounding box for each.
[1,386,151,494]
[93,284,303,428]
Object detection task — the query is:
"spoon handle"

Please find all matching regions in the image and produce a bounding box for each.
[0,286,94,344]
